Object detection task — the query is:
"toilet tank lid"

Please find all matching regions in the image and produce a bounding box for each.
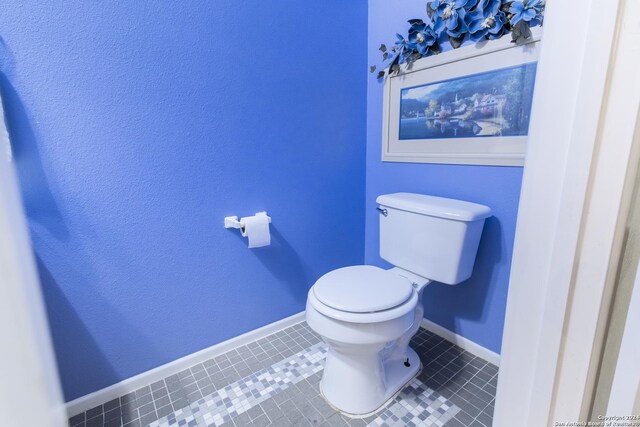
[376,193,492,222]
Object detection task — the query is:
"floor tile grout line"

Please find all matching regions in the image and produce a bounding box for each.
[459,362,497,398]
[426,347,472,383]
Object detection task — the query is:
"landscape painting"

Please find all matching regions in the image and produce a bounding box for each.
[399,62,537,140]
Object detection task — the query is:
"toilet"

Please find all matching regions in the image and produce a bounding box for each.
[305,192,491,416]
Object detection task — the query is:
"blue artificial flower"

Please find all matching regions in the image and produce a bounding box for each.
[429,0,477,38]
[407,21,438,55]
[510,0,544,26]
[394,33,414,53]
[466,0,507,41]
[477,0,501,16]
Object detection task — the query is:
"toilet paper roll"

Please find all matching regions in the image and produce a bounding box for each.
[240,213,271,248]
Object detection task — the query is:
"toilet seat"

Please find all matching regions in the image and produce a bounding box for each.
[313,266,413,312]
[308,265,418,324]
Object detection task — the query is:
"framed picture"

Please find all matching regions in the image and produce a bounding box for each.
[381,28,541,166]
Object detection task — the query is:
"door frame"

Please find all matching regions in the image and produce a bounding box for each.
[606,261,640,415]
[494,0,640,425]
[0,103,66,425]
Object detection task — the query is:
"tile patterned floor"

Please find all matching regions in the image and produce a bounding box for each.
[68,322,497,427]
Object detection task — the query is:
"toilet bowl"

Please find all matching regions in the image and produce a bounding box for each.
[306,265,429,415]
[306,193,492,415]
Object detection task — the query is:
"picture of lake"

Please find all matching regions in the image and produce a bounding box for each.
[399,62,537,140]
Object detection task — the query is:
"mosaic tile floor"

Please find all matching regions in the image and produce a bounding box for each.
[68,322,497,427]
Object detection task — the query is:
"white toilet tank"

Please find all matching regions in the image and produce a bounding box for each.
[376,193,492,285]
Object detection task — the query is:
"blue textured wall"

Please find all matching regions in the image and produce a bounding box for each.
[366,0,523,354]
[0,2,367,400]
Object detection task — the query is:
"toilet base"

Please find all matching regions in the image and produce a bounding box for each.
[320,346,421,416]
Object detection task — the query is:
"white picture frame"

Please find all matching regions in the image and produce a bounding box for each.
[381,27,542,166]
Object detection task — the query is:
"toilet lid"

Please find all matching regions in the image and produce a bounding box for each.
[312,266,413,313]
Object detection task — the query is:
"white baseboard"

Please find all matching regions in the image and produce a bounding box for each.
[420,319,501,366]
[66,311,306,417]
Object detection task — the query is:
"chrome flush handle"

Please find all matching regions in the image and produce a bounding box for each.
[377,207,388,216]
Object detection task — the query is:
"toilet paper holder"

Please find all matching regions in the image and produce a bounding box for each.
[224,211,271,232]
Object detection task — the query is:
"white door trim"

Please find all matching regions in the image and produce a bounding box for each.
[0,101,67,425]
[549,0,640,419]
[495,0,640,425]
[606,260,640,416]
